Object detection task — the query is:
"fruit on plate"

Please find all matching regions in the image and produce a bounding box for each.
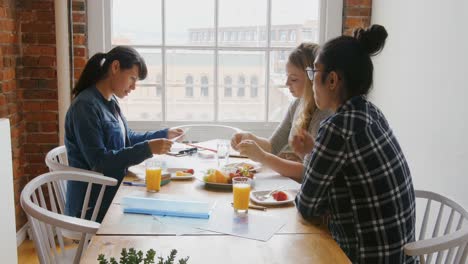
[175,171,192,176]
[203,169,229,184]
[225,165,254,183]
[272,191,288,201]
[183,169,194,174]
[175,169,194,176]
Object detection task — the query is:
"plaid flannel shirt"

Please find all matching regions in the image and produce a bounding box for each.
[296,96,417,263]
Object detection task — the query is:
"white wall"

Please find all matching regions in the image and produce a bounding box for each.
[371,0,468,208]
[0,119,18,263]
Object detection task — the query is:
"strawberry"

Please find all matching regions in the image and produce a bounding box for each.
[272,191,288,201]
[183,169,194,174]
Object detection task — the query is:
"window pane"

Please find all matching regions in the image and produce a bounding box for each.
[166,0,214,46]
[166,50,214,121]
[218,51,265,121]
[269,50,294,122]
[218,0,267,47]
[118,48,162,121]
[271,0,320,47]
[119,84,163,121]
[112,0,162,45]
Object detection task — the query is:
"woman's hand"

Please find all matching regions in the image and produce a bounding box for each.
[148,139,173,154]
[231,132,254,151]
[167,128,184,141]
[291,129,315,159]
[237,140,267,162]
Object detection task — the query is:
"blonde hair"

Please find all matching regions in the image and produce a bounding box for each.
[288,42,319,131]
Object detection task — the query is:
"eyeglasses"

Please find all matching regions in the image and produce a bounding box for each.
[305,67,328,81]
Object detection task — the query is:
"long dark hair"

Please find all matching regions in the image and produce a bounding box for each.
[72,46,148,97]
[317,24,388,101]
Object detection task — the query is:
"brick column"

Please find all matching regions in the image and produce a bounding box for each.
[342,0,372,35]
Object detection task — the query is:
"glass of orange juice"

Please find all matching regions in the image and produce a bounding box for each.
[232,177,252,213]
[145,158,162,192]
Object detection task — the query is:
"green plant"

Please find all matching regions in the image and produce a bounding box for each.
[97,248,189,264]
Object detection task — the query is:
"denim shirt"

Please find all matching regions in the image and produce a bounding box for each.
[64,86,168,221]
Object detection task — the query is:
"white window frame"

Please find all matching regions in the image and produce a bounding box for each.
[87,0,342,136]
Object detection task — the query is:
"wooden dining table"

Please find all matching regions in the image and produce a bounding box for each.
[80,149,351,263]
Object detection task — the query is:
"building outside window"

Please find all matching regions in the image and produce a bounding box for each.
[224,76,232,97]
[201,76,209,97]
[93,0,342,124]
[185,75,194,97]
[237,76,245,97]
[250,76,258,98]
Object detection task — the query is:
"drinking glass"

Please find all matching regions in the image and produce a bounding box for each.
[145,158,162,192]
[232,177,252,213]
[216,139,230,168]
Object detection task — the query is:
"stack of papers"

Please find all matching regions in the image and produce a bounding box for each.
[121,196,215,219]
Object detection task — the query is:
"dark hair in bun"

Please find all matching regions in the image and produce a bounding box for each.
[316,24,388,100]
[353,24,388,56]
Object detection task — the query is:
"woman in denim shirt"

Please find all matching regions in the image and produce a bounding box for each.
[65,46,182,222]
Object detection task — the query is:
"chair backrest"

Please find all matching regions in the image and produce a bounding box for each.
[404,190,468,264]
[45,146,103,212]
[172,124,242,143]
[45,145,102,175]
[20,171,118,264]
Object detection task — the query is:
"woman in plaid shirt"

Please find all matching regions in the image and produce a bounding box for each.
[292,25,417,263]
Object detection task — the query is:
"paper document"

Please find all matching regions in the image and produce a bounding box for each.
[170,128,190,142]
[122,196,215,219]
[196,204,285,241]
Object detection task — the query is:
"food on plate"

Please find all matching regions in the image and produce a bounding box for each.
[183,169,194,174]
[272,191,288,201]
[175,171,191,177]
[203,169,229,184]
[175,169,194,176]
[224,163,255,183]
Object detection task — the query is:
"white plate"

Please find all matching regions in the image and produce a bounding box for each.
[250,189,298,206]
[224,161,262,172]
[167,168,195,180]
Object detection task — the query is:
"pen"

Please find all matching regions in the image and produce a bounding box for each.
[123,181,146,187]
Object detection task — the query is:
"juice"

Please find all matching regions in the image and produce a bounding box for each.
[233,183,251,211]
[146,167,162,192]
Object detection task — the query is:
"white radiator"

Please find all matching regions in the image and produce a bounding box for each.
[0,119,18,262]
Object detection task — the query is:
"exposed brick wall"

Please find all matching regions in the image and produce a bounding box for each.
[72,0,87,82]
[342,0,372,35]
[0,0,87,232]
[19,1,59,192]
[0,0,26,231]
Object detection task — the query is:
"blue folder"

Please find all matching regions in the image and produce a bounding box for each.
[121,196,214,219]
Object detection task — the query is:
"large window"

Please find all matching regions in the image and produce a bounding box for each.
[88,0,342,127]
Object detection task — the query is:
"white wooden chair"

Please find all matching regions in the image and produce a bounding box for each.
[20,171,118,264]
[45,146,104,241]
[405,190,468,264]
